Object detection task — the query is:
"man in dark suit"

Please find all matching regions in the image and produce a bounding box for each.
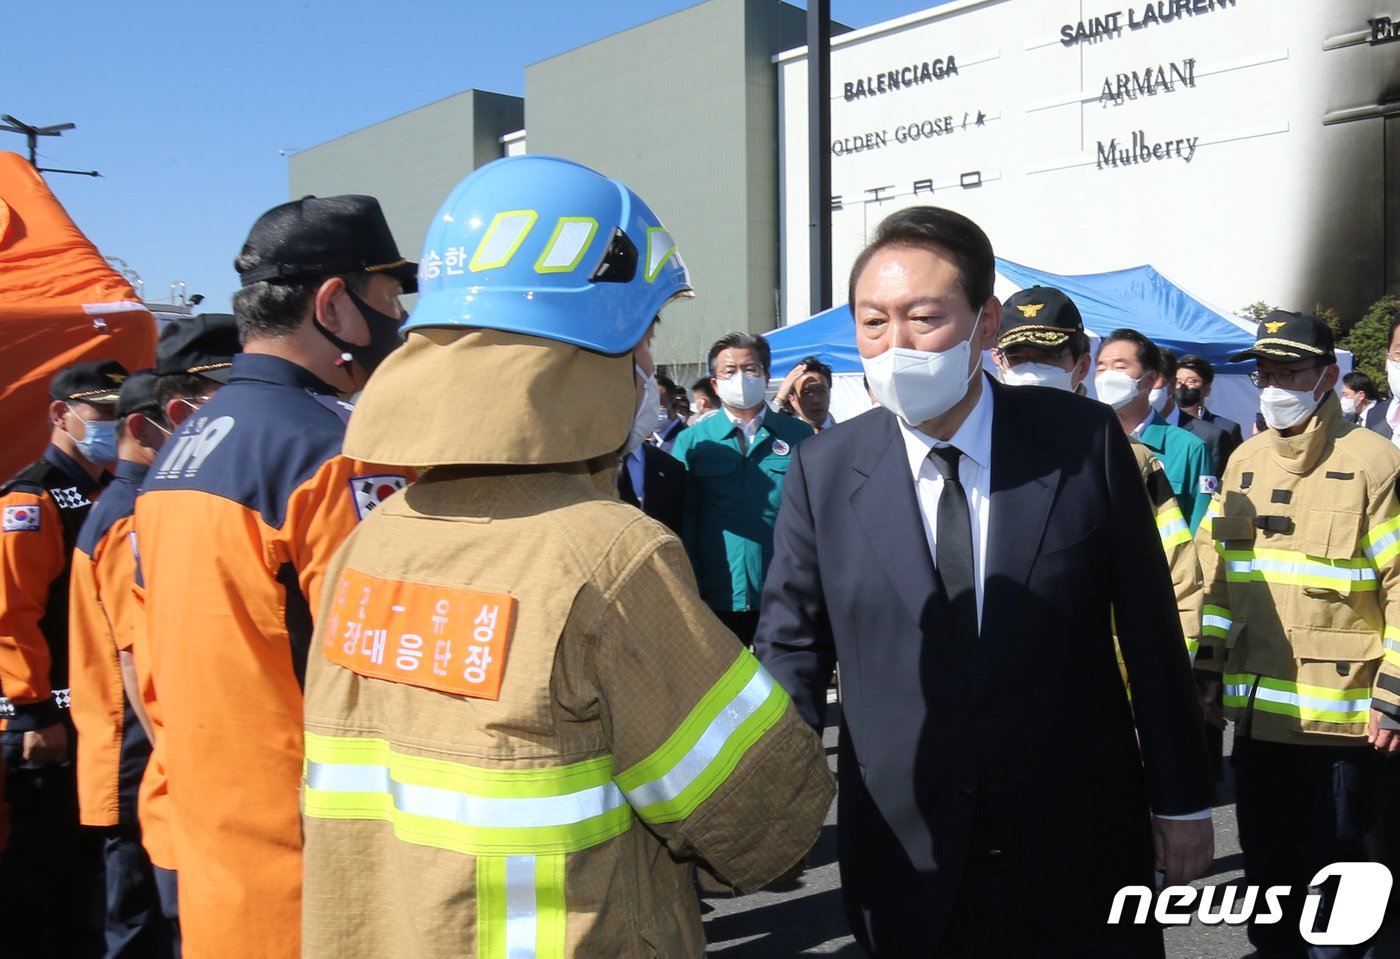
[754,207,1213,957]
[1175,354,1245,452]
[618,442,685,536]
[1157,348,1237,477]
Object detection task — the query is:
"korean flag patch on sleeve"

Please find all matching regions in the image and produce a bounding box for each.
[3,505,41,532]
[350,475,408,521]
[1199,475,1220,495]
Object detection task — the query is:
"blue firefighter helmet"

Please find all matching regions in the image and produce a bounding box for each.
[403,155,693,355]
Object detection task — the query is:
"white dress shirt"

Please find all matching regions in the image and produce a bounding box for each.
[896,379,994,626]
[723,404,767,449]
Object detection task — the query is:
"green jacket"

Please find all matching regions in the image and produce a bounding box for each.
[1140,411,1214,532]
[671,409,813,613]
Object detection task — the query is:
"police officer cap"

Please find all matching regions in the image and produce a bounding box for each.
[997,286,1084,351]
[50,359,128,404]
[236,195,418,294]
[115,370,162,418]
[1228,310,1335,364]
[157,313,241,382]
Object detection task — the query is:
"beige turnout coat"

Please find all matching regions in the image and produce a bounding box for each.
[300,330,833,958]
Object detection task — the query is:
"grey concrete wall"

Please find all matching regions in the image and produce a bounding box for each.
[289,90,524,267]
[524,0,809,372]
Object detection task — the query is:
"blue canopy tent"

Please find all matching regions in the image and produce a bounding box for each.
[768,260,1256,378]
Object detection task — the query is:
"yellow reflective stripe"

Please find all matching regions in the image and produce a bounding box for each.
[1199,500,1221,551]
[534,217,598,274]
[1156,508,1190,549]
[1222,548,1378,591]
[1223,674,1372,724]
[1361,514,1400,567]
[470,210,539,271]
[476,854,566,959]
[303,733,633,855]
[1202,605,1232,640]
[1385,628,1400,669]
[615,652,789,823]
[1184,637,1200,665]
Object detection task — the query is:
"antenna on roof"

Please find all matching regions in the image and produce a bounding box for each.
[0,114,100,177]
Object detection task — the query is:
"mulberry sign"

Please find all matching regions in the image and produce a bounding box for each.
[1096,129,1200,168]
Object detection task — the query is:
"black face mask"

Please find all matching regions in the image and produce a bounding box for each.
[1175,385,1203,408]
[315,288,405,382]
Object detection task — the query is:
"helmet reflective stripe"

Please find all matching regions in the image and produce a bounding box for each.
[406,155,693,355]
[470,210,539,272]
[644,228,679,282]
[535,218,599,273]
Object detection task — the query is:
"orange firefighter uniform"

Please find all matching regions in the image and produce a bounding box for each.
[135,353,411,958]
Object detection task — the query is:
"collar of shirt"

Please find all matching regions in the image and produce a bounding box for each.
[112,459,150,488]
[723,404,767,447]
[1129,407,1159,438]
[43,443,103,497]
[623,445,646,504]
[896,376,994,480]
[228,352,342,395]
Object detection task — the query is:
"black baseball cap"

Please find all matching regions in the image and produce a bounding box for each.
[1228,310,1335,364]
[157,313,241,383]
[50,360,128,404]
[997,286,1084,350]
[236,195,418,293]
[115,370,162,418]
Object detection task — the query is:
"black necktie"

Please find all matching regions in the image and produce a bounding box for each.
[928,445,978,659]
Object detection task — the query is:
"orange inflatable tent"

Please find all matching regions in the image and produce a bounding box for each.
[0,151,156,483]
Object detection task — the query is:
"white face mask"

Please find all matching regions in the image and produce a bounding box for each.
[1148,384,1170,412]
[1386,358,1400,400]
[1094,370,1147,411]
[861,307,983,426]
[1259,385,1320,431]
[715,370,767,411]
[1340,394,1358,416]
[622,365,664,457]
[999,362,1073,392]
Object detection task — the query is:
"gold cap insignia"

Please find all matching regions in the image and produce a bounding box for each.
[1016,303,1044,318]
[1263,321,1286,334]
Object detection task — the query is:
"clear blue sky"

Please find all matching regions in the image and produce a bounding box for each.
[6,0,945,314]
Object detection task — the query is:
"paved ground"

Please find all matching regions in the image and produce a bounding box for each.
[701,709,1397,958]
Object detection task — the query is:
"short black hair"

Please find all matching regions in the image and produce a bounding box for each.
[1158,346,1178,380]
[796,355,833,385]
[691,377,718,404]
[1101,329,1161,374]
[655,372,677,394]
[1177,354,1216,386]
[1343,370,1381,402]
[707,331,771,377]
[155,373,219,414]
[847,206,995,312]
[232,248,371,341]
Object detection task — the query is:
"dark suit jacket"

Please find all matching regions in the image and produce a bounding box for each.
[1365,401,1392,440]
[618,443,685,536]
[754,379,1212,953]
[1177,408,1236,477]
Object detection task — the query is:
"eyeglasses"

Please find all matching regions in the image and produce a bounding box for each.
[715,365,764,379]
[1248,365,1322,389]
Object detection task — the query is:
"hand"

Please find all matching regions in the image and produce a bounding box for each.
[1152,816,1213,886]
[1198,678,1225,731]
[1367,709,1400,755]
[774,364,807,406]
[22,722,69,764]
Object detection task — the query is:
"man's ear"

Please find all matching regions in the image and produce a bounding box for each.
[1071,353,1092,389]
[312,277,349,334]
[49,400,70,431]
[976,298,1001,351]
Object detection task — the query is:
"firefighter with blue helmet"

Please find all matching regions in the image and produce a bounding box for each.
[300,155,834,958]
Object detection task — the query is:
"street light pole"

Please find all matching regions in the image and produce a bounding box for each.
[807,0,833,315]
